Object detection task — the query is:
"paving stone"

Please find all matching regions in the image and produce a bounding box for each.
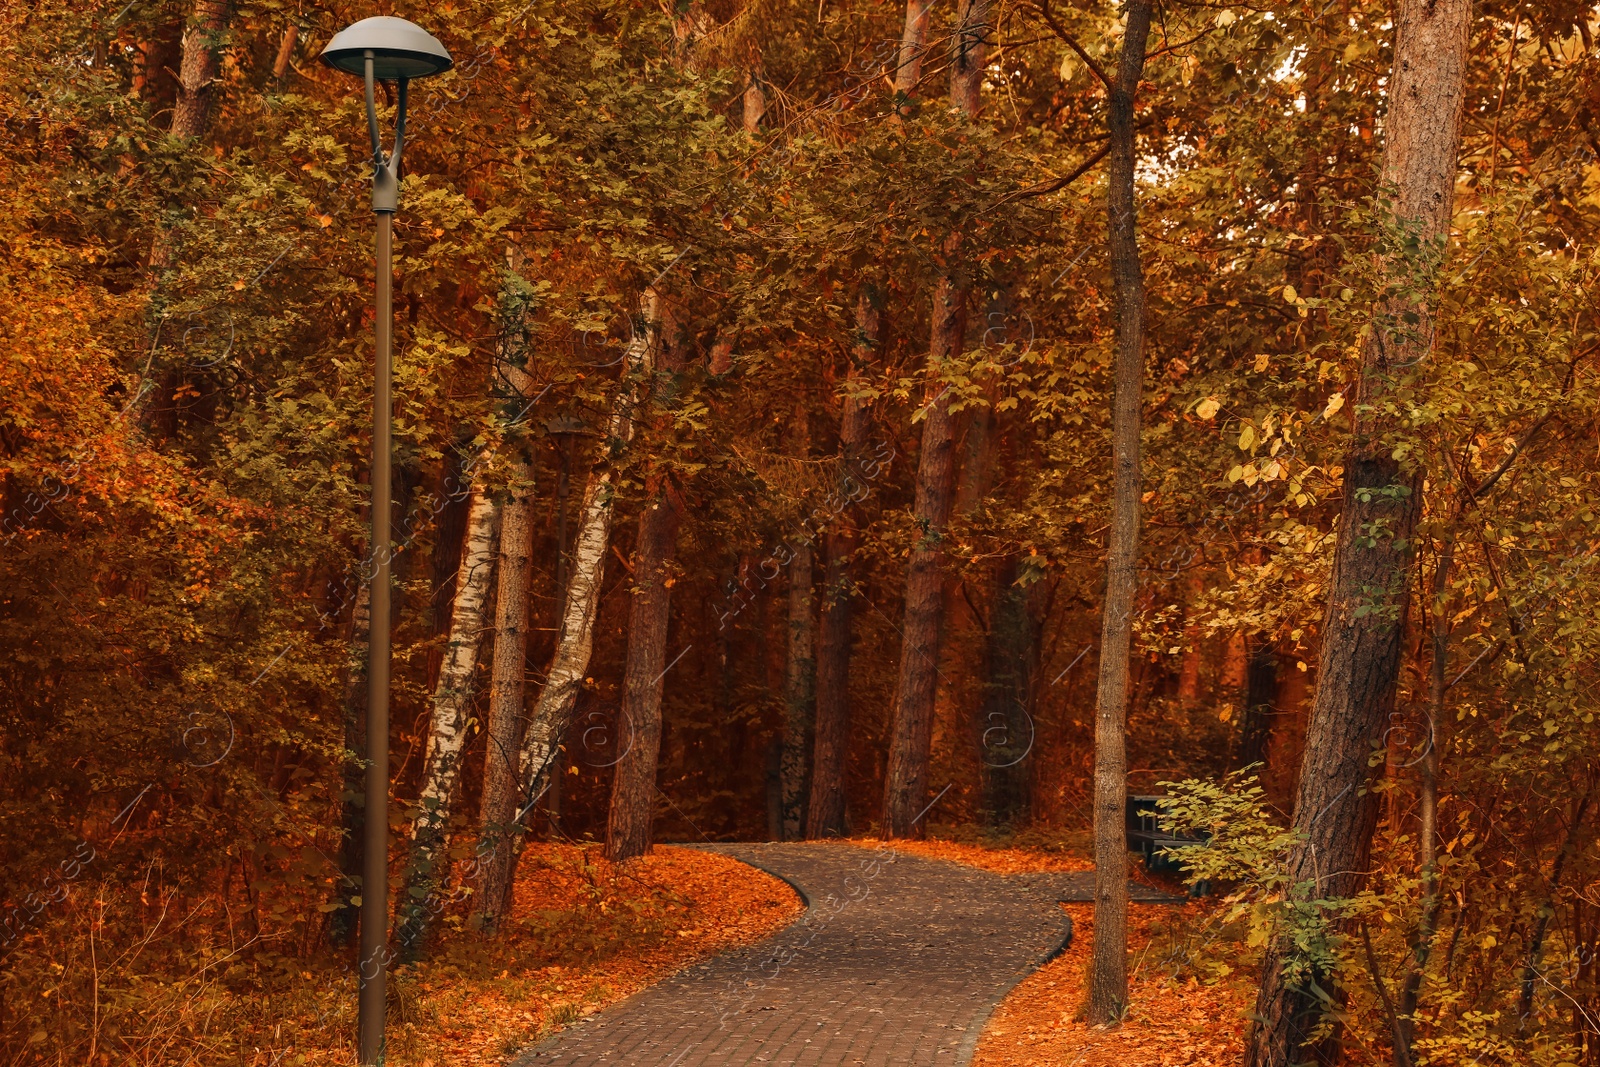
[513,842,1174,1066]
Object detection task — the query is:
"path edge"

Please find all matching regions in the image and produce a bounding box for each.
[954,906,1074,1066]
[507,844,811,1065]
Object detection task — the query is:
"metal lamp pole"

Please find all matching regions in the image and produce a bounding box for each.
[320,18,453,1066]
[360,56,398,1065]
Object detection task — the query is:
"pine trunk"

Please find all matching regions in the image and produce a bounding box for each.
[473,274,538,934]
[606,306,686,863]
[808,289,878,838]
[779,544,815,840]
[604,481,684,862]
[1088,0,1153,1026]
[892,0,934,102]
[881,0,990,840]
[169,0,230,141]
[396,490,500,954]
[271,23,297,84]
[1246,2,1470,1061]
[978,555,1037,829]
[1233,639,1278,772]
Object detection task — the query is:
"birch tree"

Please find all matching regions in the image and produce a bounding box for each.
[396,489,499,953]
[510,290,662,850]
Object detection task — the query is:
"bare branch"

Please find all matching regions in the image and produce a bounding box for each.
[1034,0,1112,90]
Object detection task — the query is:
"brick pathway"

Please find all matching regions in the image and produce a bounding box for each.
[513,842,1177,1066]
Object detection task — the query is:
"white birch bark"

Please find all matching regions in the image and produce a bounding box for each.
[396,488,500,951]
[515,289,661,805]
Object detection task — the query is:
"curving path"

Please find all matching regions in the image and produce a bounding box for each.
[513,842,1177,1066]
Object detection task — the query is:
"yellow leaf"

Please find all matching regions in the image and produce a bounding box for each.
[317,214,333,228]
[1215,9,1236,27]
[1481,934,1497,949]
[1196,397,1221,420]
[1282,283,1298,303]
[1253,353,1269,373]
[1322,393,1345,419]
[1238,424,1256,450]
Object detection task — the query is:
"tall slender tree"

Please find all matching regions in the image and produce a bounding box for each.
[1247,1,1473,1060]
[396,489,500,953]
[474,271,539,933]
[1038,0,1156,1025]
[881,0,993,840]
[606,307,686,863]
[808,289,878,838]
[512,290,662,843]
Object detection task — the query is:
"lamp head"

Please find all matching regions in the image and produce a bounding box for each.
[320,16,453,80]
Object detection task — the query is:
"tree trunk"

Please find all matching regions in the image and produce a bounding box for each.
[473,273,538,934]
[169,0,231,141]
[881,0,991,840]
[397,490,500,954]
[426,443,473,693]
[978,555,1038,829]
[1398,541,1453,1055]
[892,0,934,107]
[1247,2,1471,1061]
[808,288,878,839]
[1088,0,1153,1027]
[514,291,662,826]
[606,310,686,863]
[329,579,371,948]
[142,0,232,436]
[1177,574,1202,709]
[604,481,684,862]
[270,23,297,85]
[1234,639,1278,772]
[779,544,815,840]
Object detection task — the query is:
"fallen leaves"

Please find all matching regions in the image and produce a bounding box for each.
[974,904,1249,1067]
[832,836,1094,875]
[381,843,801,1066]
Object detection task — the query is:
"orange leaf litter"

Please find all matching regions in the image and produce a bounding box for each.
[383,842,801,1067]
[974,902,1249,1067]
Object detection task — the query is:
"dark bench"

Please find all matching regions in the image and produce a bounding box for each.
[1126,794,1209,895]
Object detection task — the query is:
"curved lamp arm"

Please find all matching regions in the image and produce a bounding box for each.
[362,52,410,214]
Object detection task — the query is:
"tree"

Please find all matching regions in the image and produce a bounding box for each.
[808,288,879,839]
[881,0,993,840]
[474,270,539,933]
[606,304,687,863]
[513,290,663,836]
[1246,1,1473,1060]
[397,489,500,953]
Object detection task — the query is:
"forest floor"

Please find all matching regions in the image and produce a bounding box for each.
[972,901,1250,1066]
[240,842,802,1066]
[880,833,1253,1067]
[385,842,802,1066]
[209,834,1238,1066]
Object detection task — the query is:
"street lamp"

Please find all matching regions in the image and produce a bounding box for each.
[320,16,452,1067]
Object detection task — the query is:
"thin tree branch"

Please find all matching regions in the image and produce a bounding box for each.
[1034,0,1112,90]
[1360,921,1413,1067]
[1469,413,1550,499]
[983,142,1111,213]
